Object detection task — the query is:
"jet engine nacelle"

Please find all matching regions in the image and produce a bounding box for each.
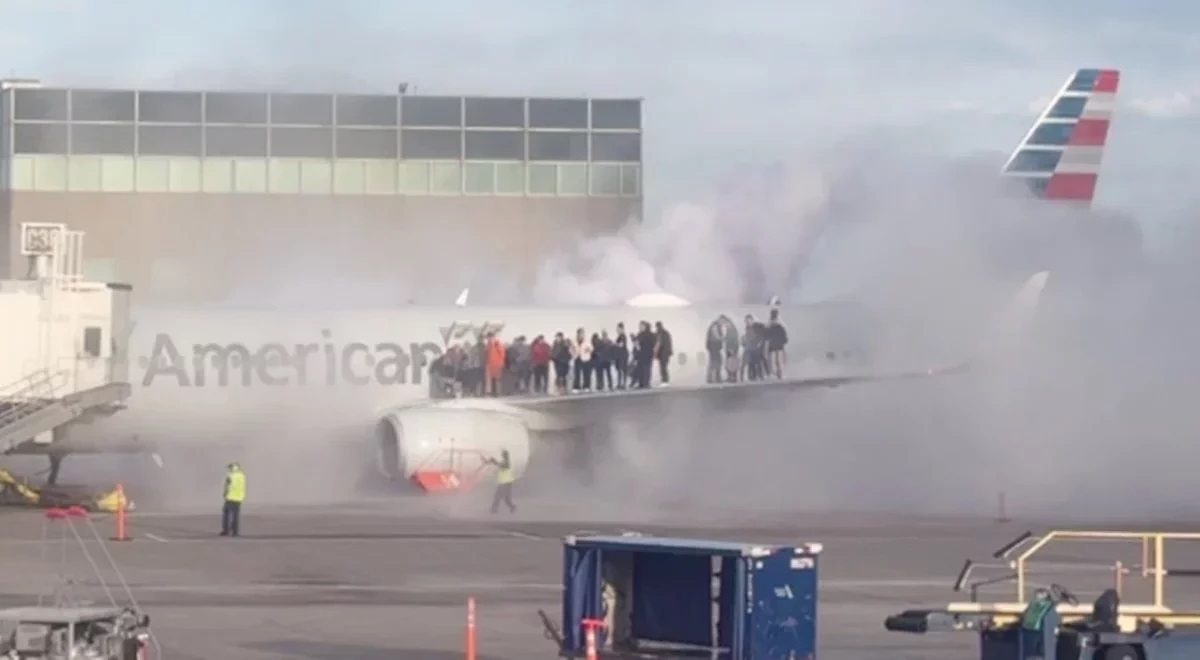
[375,402,533,482]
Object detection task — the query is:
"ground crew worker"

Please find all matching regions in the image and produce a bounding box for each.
[484,449,517,514]
[220,462,245,537]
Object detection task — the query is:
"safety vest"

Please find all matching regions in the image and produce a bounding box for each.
[497,466,516,485]
[225,470,246,502]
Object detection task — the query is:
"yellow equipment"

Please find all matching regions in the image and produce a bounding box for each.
[888,529,1200,635]
[0,467,133,513]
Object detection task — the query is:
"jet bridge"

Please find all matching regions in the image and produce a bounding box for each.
[0,223,133,504]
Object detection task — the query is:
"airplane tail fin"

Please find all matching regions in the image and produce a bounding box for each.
[1001,68,1120,206]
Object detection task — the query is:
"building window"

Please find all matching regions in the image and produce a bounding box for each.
[590,133,641,162]
[401,129,462,160]
[13,123,68,154]
[528,131,588,162]
[591,99,641,130]
[269,93,333,125]
[464,162,495,194]
[137,91,203,123]
[205,126,268,158]
[269,126,333,159]
[464,130,524,160]
[335,94,398,127]
[205,92,268,124]
[138,125,203,157]
[70,90,136,122]
[13,89,68,121]
[71,124,136,155]
[528,98,588,129]
[401,96,463,128]
[335,128,398,159]
[464,97,524,128]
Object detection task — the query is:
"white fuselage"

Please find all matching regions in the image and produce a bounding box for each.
[76,302,872,475]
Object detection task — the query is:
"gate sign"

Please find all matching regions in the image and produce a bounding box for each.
[20,222,65,256]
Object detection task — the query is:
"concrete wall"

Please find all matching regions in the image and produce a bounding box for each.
[7,191,638,305]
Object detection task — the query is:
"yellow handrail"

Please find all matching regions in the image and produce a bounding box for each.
[1011,530,1200,608]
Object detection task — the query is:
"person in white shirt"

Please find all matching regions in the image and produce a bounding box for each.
[572,327,594,392]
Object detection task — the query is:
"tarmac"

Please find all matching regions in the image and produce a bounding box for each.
[7,494,1197,660]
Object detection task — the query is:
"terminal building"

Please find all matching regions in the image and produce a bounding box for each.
[0,82,643,304]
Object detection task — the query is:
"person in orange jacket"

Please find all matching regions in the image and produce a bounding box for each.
[485,332,507,396]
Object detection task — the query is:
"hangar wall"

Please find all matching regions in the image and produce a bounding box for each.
[0,85,643,304]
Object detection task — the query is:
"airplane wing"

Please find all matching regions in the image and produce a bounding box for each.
[496,365,955,418]
[495,270,1047,418]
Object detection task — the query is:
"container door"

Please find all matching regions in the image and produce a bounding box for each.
[748,553,817,659]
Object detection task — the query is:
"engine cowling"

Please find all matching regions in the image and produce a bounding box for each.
[375,402,533,483]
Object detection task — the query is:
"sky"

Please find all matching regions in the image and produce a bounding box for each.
[1,0,1198,251]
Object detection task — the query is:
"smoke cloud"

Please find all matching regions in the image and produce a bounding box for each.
[68,136,1197,527]
[502,141,1200,525]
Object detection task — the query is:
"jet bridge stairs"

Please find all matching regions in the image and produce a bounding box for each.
[0,368,130,510]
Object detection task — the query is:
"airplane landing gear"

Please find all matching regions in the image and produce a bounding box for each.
[47,454,63,486]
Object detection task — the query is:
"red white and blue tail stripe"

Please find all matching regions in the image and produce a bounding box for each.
[1001,68,1120,205]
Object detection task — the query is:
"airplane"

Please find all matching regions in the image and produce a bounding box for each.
[2,68,1117,493]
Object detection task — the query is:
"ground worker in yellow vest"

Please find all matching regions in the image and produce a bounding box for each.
[484,450,517,514]
[220,462,246,537]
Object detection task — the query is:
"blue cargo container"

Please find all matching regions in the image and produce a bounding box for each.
[557,534,822,659]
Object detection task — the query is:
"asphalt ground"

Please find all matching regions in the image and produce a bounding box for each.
[5,498,1200,659]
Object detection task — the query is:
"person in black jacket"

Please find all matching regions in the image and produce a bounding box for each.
[634,321,655,388]
[654,321,673,386]
[614,323,629,389]
[551,332,572,394]
[593,331,611,391]
[766,309,789,379]
[743,315,768,381]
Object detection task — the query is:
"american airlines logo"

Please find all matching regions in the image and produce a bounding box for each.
[138,321,505,388]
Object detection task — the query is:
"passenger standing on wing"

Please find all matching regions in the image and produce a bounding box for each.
[654,321,673,386]
[743,315,763,381]
[751,316,769,380]
[706,318,725,383]
[530,334,551,394]
[766,309,789,379]
[464,338,484,397]
[614,323,629,389]
[428,353,449,398]
[591,331,609,391]
[511,335,532,393]
[485,332,506,397]
[722,316,740,382]
[484,449,517,514]
[635,321,656,388]
[220,462,245,537]
[573,328,594,392]
[551,332,572,394]
[446,344,466,396]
